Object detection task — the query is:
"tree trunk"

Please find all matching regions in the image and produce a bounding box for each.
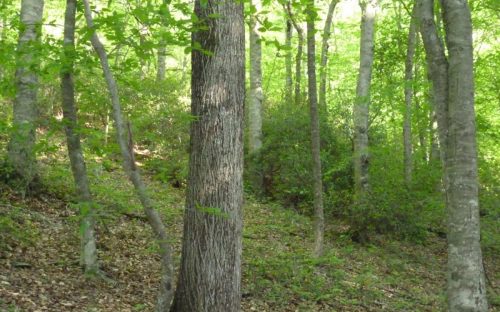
[248,0,263,193]
[285,15,293,104]
[441,0,488,310]
[156,0,168,82]
[7,0,44,191]
[170,1,245,311]
[306,0,325,258]
[61,0,98,275]
[319,0,338,112]
[403,4,417,187]
[417,0,448,165]
[82,1,174,310]
[354,0,376,200]
[285,2,304,106]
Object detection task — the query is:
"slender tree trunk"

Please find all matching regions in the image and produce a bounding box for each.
[417,0,448,165]
[306,0,324,258]
[413,42,430,163]
[248,0,263,193]
[285,2,304,106]
[429,108,440,163]
[7,0,44,191]
[170,1,245,311]
[441,0,488,310]
[285,16,293,104]
[403,4,417,187]
[61,0,98,275]
[319,0,338,112]
[157,45,167,82]
[82,1,174,310]
[156,0,168,82]
[354,0,376,201]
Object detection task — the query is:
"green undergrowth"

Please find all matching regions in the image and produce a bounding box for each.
[242,200,453,311]
[1,157,498,311]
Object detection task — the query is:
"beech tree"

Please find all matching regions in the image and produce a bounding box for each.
[284,2,304,105]
[318,0,338,112]
[61,0,98,275]
[305,0,325,257]
[353,0,376,206]
[248,0,264,193]
[403,4,417,187]
[7,0,44,191]
[170,1,245,310]
[441,0,488,309]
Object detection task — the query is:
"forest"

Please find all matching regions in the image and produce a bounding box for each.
[0,0,498,311]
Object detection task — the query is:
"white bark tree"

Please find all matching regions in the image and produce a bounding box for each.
[7,0,44,191]
[248,0,264,192]
[354,0,376,204]
[403,4,417,187]
[441,0,488,310]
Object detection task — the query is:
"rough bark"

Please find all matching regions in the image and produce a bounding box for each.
[354,0,376,200]
[170,1,245,311]
[285,2,304,105]
[306,0,325,258]
[441,0,488,310]
[319,0,338,112]
[82,1,174,310]
[403,4,417,187]
[285,16,293,104]
[417,0,448,164]
[61,0,98,275]
[248,0,263,193]
[7,0,44,190]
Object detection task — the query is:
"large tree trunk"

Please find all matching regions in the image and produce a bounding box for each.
[82,1,174,310]
[248,0,263,193]
[417,0,448,165]
[354,0,376,201]
[441,0,488,310]
[61,0,98,275]
[403,4,417,187]
[285,15,293,104]
[318,0,338,112]
[170,1,245,311]
[7,0,44,191]
[306,0,325,258]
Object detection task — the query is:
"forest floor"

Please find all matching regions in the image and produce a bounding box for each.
[0,159,499,312]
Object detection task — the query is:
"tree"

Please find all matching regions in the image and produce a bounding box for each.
[403,4,417,187]
[318,0,338,112]
[284,2,304,105]
[61,0,98,275]
[417,0,448,165]
[170,1,245,310]
[306,0,325,257]
[248,0,264,193]
[157,0,169,82]
[284,12,293,104]
[353,0,376,207]
[441,0,488,309]
[82,1,174,310]
[7,0,44,191]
